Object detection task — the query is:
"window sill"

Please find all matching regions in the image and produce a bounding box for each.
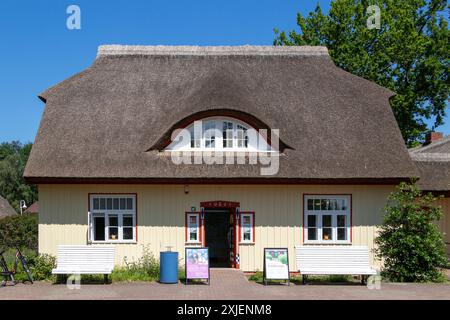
[303,242,352,245]
[239,242,255,246]
[185,242,202,245]
[164,149,278,153]
[90,241,137,244]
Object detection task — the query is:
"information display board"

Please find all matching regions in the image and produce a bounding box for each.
[185,247,210,285]
[263,248,290,285]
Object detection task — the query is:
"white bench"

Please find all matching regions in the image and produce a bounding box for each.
[52,245,115,283]
[295,245,377,284]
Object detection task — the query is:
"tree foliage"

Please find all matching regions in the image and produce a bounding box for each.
[375,181,448,282]
[274,0,449,146]
[0,214,38,251]
[0,141,37,213]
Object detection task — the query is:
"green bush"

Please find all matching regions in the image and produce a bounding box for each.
[28,254,56,281]
[303,275,353,283]
[1,248,34,282]
[0,214,38,251]
[246,271,353,284]
[1,249,56,283]
[247,271,263,282]
[112,245,160,282]
[178,267,186,282]
[375,181,449,282]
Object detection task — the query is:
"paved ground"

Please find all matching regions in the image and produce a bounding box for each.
[1,269,450,300]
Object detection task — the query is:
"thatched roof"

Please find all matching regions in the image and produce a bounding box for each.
[24,202,39,214]
[0,196,17,219]
[24,45,418,183]
[410,136,450,192]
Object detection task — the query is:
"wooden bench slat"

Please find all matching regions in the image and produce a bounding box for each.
[295,245,377,278]
[52,245,115,276]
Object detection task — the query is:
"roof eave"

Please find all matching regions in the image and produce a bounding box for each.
[24,176,413,185]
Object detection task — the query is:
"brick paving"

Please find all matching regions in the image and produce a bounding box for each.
[0,268,449,300]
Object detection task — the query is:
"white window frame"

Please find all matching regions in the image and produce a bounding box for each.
[167,117,274,152]
[222,120,234,149]
[236,124,248,148]
[186,213,200,243]
[89,194,137,243]
[240,213,254,243]
[204,120,216,149]
[190,126,201,148]
[304,195,351,244]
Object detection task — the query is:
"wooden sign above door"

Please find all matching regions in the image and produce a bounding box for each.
[200,201,240,208]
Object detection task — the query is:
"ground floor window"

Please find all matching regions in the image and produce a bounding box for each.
[304,195,351,244]
[240,212,255,243]
[186,213,201,243]
[89,195,136,242]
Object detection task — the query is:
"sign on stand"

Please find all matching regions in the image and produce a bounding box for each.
[263,248,290,285]
[185,247,210,285]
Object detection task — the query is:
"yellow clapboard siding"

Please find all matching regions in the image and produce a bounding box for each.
[38,184,396,271]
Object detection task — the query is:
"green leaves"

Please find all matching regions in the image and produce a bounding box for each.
[0,141,37,213]
[114,245,160,282]
[375,181,448,282]
[274,0,449,146]
[0,214,38,251]
[28,254,57,281]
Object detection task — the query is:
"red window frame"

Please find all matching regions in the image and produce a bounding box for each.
[239,211,255,243]
[185,212,202,243]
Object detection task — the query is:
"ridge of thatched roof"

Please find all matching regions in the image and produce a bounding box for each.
[410,135,450,154]
[97,45,329,57]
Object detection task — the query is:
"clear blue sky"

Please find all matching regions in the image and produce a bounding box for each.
[0,0,448,143]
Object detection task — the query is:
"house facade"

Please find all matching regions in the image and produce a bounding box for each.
[24,45,419,271]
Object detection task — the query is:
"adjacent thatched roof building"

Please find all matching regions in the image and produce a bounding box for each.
[24,201,39,215]
[410,133,450,194]
[0,196,17,219]
[24,45,418,183]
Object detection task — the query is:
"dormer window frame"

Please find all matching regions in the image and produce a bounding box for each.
[170,116,273,152]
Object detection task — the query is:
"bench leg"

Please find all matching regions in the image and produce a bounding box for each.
[361,275,367,285]
[56,274,67,284]
[104,274,108,284]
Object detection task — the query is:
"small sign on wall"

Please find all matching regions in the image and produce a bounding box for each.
[185,247,210,285]
[263,248,290,285]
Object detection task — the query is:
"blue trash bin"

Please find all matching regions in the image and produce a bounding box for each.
[160,251,179,284]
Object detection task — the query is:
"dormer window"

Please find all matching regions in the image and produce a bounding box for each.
[167,117,272,152]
